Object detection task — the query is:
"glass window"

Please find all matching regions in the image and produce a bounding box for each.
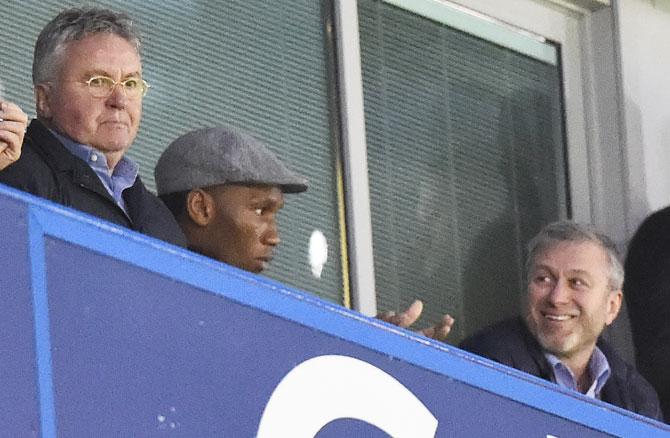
[358,0,568,341]
[2,1,346,304]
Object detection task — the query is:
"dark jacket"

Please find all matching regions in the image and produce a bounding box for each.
[0,119,186,247]
[460,317,663,421]
[624,207,670,421]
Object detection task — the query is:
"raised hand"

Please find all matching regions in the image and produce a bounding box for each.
[0,101,28,170]
[377,299,454,342]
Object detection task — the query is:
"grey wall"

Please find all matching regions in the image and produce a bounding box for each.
[617,0,670,231]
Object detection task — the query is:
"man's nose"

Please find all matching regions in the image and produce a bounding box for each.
[106,84,128,108]
[263,221,281,247]
[547,278,570,304]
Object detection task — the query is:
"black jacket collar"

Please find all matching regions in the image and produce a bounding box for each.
[26,119,123,206]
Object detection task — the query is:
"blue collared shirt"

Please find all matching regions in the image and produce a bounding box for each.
[545,347,611,399]
[51,130,139,214]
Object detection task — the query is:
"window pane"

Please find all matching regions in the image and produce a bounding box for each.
[358,0,568,341]
[2,0,345,304]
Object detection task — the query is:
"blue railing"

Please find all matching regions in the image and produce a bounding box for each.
[1,183,667,437]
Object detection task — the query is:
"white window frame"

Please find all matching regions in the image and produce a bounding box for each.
[334,0,623,314]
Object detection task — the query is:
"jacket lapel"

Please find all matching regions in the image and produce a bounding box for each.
[597,341,627,408]
[26,120,121,205]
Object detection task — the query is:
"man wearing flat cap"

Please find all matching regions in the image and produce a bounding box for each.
[155,126,305,273]
[155,126,455,341]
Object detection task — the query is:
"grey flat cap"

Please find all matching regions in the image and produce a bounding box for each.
[155,126,308,196]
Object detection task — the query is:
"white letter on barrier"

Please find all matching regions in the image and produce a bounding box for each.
[257,355,438,437]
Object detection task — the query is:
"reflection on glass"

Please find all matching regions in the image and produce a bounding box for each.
[309,229,329,279]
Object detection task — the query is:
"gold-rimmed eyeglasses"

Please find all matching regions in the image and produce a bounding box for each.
[80,75,151,99]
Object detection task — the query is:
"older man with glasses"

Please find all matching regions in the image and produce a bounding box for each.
[0,7,185,246]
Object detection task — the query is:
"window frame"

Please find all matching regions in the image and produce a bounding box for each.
[334,0,623,314]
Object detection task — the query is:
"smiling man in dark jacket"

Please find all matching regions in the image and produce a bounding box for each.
[460,221,662,421]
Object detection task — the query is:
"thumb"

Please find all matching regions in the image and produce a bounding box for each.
[399,299,423,326]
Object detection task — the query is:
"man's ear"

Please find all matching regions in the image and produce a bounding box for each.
[186,189,215,227]
[35,84,52,119]
[605,290,623,326]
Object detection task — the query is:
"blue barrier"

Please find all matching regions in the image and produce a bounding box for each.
[1,183,668,437]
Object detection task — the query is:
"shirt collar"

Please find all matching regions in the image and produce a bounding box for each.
[544,346,611,399]
[49,129,139,180]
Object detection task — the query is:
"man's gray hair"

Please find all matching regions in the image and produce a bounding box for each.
[526,220,624,291]
[33,7,141,85]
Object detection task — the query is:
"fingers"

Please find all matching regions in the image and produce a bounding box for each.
[422,314,455,342]
[0,101,29,125]
[0,125,23,164]
[386,299,421,328]
[0,101,28,169]
[394,299,423,328]
[0,120,25,146]
[376,310,399,324]
[376,300,423,328]
[377,301,454,342]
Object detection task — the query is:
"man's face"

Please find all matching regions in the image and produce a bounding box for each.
[525,240,622,363]
[37,33,142,162]
[205,184,284,273]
